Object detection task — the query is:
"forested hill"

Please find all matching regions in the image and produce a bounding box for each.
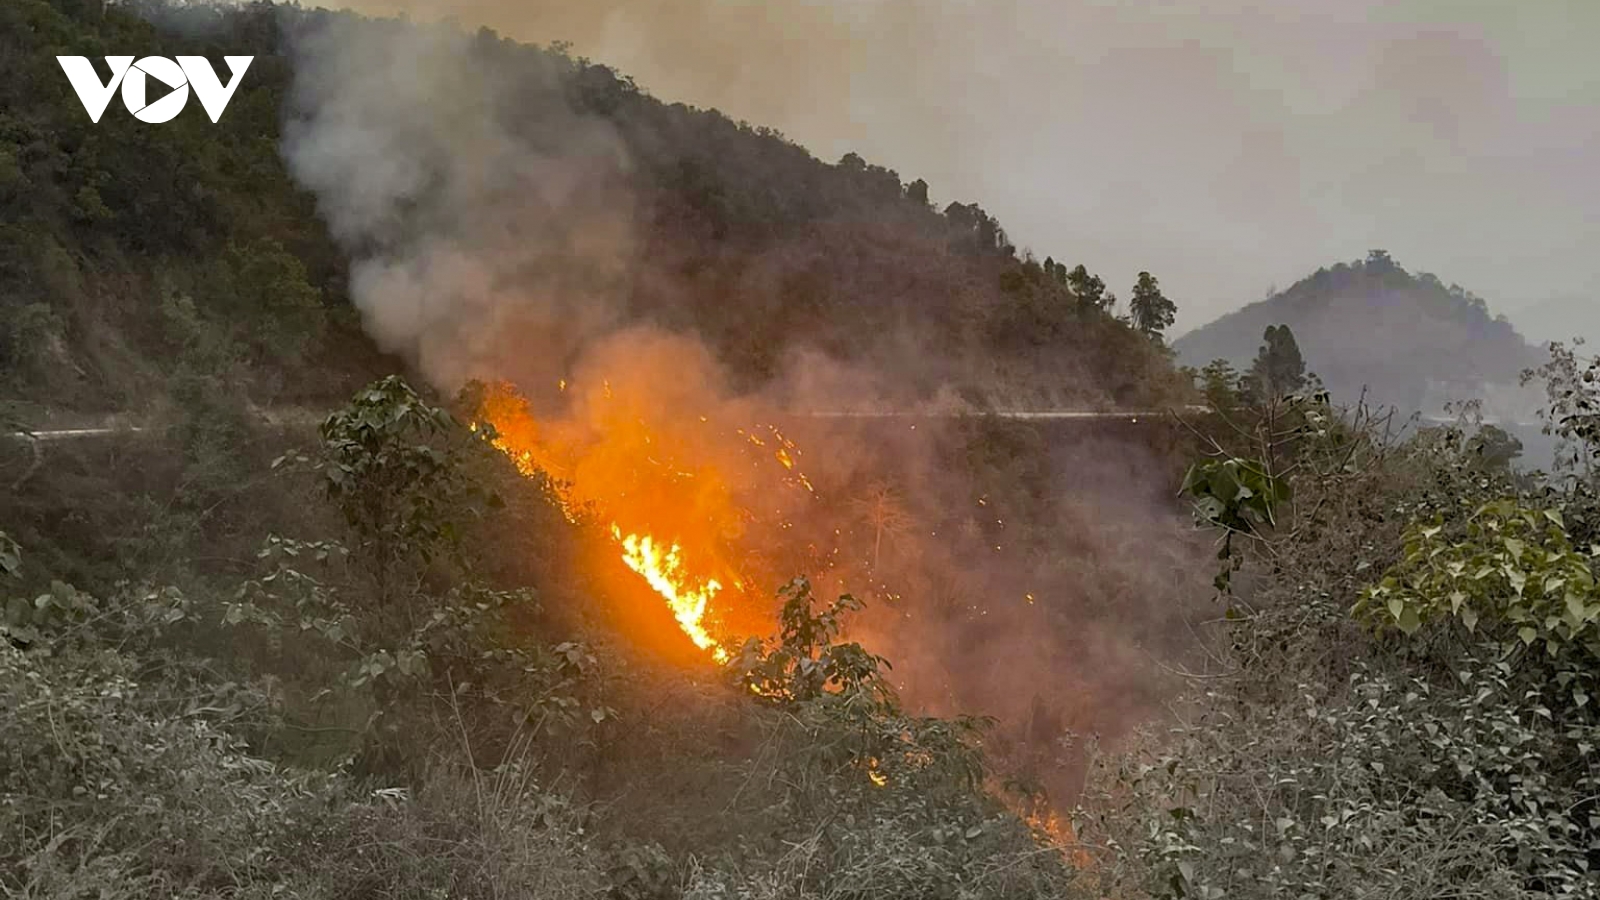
[1174,251,1541,417]
[0,0,1184,423]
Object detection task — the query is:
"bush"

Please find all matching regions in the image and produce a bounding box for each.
[0,640,337,898]
[1094,652,1598,900]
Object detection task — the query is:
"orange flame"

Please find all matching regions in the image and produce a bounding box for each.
[470,379,810,661]
[866,757,889,787]
[612,525,728,662]
[1025,807,1094,868]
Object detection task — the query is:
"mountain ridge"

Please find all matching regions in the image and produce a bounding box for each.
[1174,250,1541,418]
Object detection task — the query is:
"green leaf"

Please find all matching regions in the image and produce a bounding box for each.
[1568,592,1588,625]
[1397,605,1422,635]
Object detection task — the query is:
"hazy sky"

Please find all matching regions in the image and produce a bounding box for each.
[329,0,1600,334]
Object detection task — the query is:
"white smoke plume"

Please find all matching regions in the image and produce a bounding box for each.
[284,15,636,391]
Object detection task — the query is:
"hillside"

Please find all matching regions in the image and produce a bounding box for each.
[0,0,1184,423]
[3,3,1198,897]
[1175,251,1541,417]
[11,3,1600,899]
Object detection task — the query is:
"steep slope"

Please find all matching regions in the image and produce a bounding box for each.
[1175,251,1541,416]
[0,0,1183,424]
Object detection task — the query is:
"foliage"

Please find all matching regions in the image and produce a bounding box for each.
[0,639,338,899]
[238,381,612,769]
[1245,324,1307,402]
[708,577,1082,900]
[1181,456,1291,592]
[729,577,987,792]
[1,0,1185,416]
[1092,358,1600,900]
[282,375,500,578]
[1181,458,1292,536]
[1066,263,1116,314]
[0,0,349,404]
[732,577,893,706]
[1091,658,1600,900]
[1357,500,1600,669]
[1524,340,1600,475]
[1130,270,1178,342]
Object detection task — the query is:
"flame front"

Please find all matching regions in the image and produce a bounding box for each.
[470,378,813,661]
[612,525,728,662]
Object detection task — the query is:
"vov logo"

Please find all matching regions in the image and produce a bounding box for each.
[57,56,253,124]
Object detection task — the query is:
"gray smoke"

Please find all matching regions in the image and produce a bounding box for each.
[284,15,636,390]
[279,8,1211,807]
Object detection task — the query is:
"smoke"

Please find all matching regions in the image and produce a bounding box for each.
[279,7,1209,807]
[324,0,1600,335]
[284,15,637,390]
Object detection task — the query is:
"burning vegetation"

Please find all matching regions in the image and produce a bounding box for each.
[465,371,824,663]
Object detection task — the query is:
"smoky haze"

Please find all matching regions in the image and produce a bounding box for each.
[279,8,1209,805]
[328,0,1600,334]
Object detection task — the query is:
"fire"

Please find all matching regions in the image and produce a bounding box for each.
[1026,807,1094,868]
[469,377,812,661]
[613,525,728,662]
[472,376,1095,863]
[866,757,889,787]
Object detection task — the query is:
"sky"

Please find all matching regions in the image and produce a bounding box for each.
[327,0,1600,335]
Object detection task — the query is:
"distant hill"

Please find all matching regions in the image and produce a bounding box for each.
[1511,296,1600,349]
[1174,251,1542,419]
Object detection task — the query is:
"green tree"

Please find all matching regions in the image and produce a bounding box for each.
[1066,264,1113,313]
[1129,271,1176,341]
[1246,324,1307,400]
[1197,358,1244,414]
[279,377,498,599]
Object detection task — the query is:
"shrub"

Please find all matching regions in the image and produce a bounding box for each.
[1093,656,1598,900]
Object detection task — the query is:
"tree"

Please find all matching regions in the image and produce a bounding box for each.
[1247,324,1307,400]
[1042,257,1069,287]
[906,178,930,208]
[1066,264,1113,313]
[1197,358,1243,414]
[1468,424,1523,471]
[943,202,1011,256]
[1129,271,1176,341]
[1365,248,1397,273]
[283,376,498,600]
[849,481,914,570]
